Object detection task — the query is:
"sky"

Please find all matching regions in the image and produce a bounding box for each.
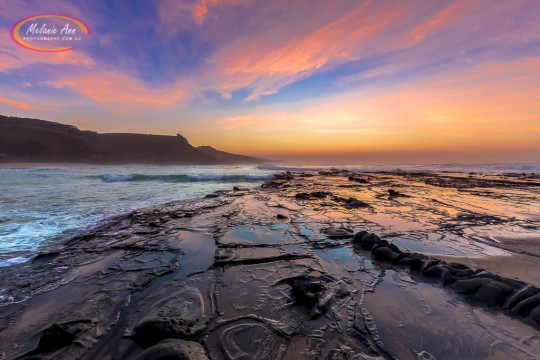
[1,0,539,163]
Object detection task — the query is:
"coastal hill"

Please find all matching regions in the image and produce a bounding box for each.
[0,115,266,165]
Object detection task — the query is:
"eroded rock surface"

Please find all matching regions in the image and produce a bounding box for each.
[1,170,539,360]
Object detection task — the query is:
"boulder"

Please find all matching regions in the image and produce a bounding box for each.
[372,246,401,262]
[511,293,540,317]
[504,285,540,310]
[472,281,515,307]
[447,278,487,294]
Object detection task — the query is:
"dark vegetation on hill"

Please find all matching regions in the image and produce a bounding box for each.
[0,115,265,165]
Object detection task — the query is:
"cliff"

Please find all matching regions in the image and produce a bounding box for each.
[0,115,265,165]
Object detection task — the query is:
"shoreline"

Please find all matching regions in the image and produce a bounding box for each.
[0,170,539,359]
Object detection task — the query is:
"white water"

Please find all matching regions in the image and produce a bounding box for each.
[0,165,275,265]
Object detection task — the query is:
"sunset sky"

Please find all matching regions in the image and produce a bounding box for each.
[1,0,539,163]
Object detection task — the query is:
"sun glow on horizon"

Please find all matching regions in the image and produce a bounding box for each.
[1,0,539,162]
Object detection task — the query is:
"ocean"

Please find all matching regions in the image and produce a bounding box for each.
[1,163,539,267]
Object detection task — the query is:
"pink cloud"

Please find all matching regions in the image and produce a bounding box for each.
[408,0,472,44]
[0,96,42,110]
[207,0,419,99]
[207,57,540,153]
[193,0,223,24]
[50,72,187,109]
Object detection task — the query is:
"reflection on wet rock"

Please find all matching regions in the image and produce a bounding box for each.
[322,226,355,239]
[353,230,540,329]
[134,339,209,360]
[1,170,539,359]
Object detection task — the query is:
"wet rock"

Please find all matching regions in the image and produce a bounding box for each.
[322,226,355,239]
[352,230,369,244]
[325,345,360,359]
[450,268,475,277]
[447,278,487,294]
[474,271,502,283]
[295,192,311,200]
[319,169,348,176]
[372,246,401,262]
[345,198,369,208]
[261,180,284,188]
[399,253,428,270]
[388,189,410,200]
[500,277,527,290]
[295,191,330,200]
[387,243,402,254]
[274,171,294,180]
[26,320,93,355]
[472,280,515,307]
[132,288,207,348]
[447,262,470,270]
[419,259,442,273]
[286,276,326,306]
[370,239,389,251]
[417,350,436,360]
[218,321,287,360]
[348,176,369,183]
[423,264,452,280]
[504,285,540,309]
[511,293,540,317]
[134,339,208,360]
[31,251,61,265]
[333,281,351,299]
[528,305,540,328]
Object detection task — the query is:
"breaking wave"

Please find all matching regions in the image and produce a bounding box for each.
[97,173,272,183]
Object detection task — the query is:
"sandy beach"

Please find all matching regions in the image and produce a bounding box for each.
[0,170,539,360]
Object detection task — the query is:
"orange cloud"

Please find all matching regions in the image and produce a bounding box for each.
[204,57,540,154]
[208,0,419,99]
[193,0,223,24]
[51,72,186,108]
[408,0,472,44]
[0,96,41,110]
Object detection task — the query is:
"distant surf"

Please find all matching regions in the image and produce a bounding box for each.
[257,163,540,173]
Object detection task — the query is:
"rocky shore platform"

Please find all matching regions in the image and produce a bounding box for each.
[1,170,539,360]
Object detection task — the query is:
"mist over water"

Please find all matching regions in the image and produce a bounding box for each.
[0,163,538,266]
